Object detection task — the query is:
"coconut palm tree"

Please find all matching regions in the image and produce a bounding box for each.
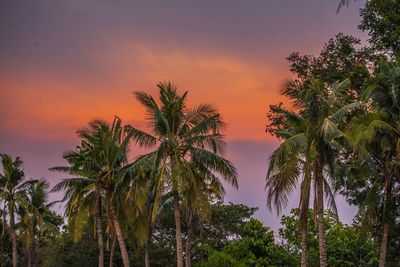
[51,140,106,267]
[52,116,135,267]
[124,167,167,267]
[129,82,237,267]
[19,179,59,267]
[266,104,311,267]
[0,154,32,267]
[345,59,400,267]
[266,78,357,267]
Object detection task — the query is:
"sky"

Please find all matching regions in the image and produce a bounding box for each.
[0,0,367,231]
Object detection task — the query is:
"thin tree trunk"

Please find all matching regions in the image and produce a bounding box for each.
[185,214,193,267]
[300,218,308,267]
[144,238,150,267]
[96,193,105,267]
[27,242,32,267]
[34,226,38,267]
[29,225,38,267]
[379,177,392,267]
[107,195,130,267]
[27,236,36,267]
[300,159,311,267]
[144,226,151,267]
[9,202,17,267]
[173,191,184,267]
[109,236,116,267]
[379,223,389,267]
[316,161,328,267]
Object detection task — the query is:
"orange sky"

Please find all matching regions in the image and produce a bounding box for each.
[0,0,366,230]
[1,47,287,142]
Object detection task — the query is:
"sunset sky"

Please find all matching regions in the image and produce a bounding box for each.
[0,1,367,231]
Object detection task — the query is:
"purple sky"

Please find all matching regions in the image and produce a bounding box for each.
[0,0,366,231]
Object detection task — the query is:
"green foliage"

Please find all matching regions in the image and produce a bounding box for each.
[3,2,400,266]
[41,228,100,267]
[360,0,400,57]
[279,209,379,267]
[196,218,297,267]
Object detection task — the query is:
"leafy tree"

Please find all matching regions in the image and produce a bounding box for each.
[286,33,371,96]
[196,218,297,267]
[280,209,379,266]
[41,226,102,267]
[360,0,400,58]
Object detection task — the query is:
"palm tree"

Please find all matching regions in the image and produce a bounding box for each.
[88,117,134,267]
[129,82,237,267]
[0,154,31,267]
[266,104,311,267]
[51,140,106,267]
[182,159,227,267]
[345,59,400,267]
[125,167,167,267]
[266,78,356,266]
[19,179,59,267]
[52,116,135,267]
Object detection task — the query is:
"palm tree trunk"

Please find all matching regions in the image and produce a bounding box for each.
[144,239,150,267]
[9,202,17,267]
[27,237,36,267]
[300,159,311,267]
[379,177,392,267]
[29,225,38,267]
[300,218,308,267]
[316,161,327,267]
[379,222,389,267]
[144,217,153,267]
[107,194,130,267]
[185,215,193,267]
[173,191,184,267]
[109,236,116,267]
[96,193,105,267]
[27,243,32,267]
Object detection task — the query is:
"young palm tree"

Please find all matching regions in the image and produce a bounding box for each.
[182,160,226,267]
[125,167,167,267]
[19,179,59,267]
[129,82,237,267]
[52,117,135,267]
[266,78,356,267]
[0,154,31,267]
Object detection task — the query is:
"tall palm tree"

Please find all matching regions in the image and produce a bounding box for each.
[19,179,59,267]
[129,82,237,267]
[0,154,31,267]
[266,104,311,267]
[345,59,400,267]
[266,78,356,266]
[52,117,135,267]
